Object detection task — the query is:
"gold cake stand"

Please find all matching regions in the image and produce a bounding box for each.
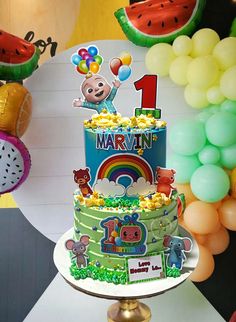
[54,227,199,322]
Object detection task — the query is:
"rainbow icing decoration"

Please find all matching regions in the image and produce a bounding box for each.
[97,154,153,183]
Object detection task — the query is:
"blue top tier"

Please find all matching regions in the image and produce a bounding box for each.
[84,124,166,199]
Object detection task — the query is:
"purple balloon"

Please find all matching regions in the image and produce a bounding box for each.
[82,53,92,61]
[86,57,95,68]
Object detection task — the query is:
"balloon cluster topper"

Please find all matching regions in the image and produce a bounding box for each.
[72,48,132,114]
[71,45,103,75]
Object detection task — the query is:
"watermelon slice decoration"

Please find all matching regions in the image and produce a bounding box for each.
[0,131,31,194]
[0,30,40,81]
[115,0,206,47]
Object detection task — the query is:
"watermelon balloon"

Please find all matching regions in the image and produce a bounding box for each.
[115,0,206,47]
[0,30,40,81]
[0,131,31,194]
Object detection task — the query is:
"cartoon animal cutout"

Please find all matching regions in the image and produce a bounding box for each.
[156,167,176,197]
[73,168,93,197]
[73,74,121,114]
[163,235,192,270]
[65,235,90,268]
[120,225,142,243]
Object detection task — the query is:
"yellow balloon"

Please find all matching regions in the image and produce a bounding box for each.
[207,85,225,104]
[119,51,132,66]
[189,244,215,282]
[169,56,192,86]
[191,28,220,57]
[184,84,208,108]
[219,198,236,231]
[213,37,236,70]
[174,183,198,205]
[89,62,99,74]
[187,56,219,89]
[204,225,230,255]
[220,65,236,100]
[145,43,176,76]
[184,201,220,234]
[172,35,192,56]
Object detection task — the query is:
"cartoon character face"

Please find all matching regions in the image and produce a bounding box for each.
[120,225,142,243]
[156,167,176,184]
[73,168,91,185]
[81,75,111,103]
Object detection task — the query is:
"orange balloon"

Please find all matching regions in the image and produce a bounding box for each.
[194,234,207,245]
[184,201,220,234]
[210,200,222,209]
[219,198,236,231]
[174,183,198,205]
[204,225,230,255]
[189,244,215,282]
[89,62,99,74]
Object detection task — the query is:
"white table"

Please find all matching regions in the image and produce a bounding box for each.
[11,40,224,321]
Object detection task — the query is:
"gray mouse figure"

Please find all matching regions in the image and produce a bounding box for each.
[65,235,90,268]
[163,235,192,270]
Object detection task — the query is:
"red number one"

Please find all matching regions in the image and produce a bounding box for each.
[134,75,158,109]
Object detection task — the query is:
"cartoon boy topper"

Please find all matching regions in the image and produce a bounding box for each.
[71,46,132,114]
[73,74,121,114]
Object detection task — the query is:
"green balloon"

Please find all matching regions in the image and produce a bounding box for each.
[198,145,220,164]
[221,99,236,114]
[205,112,236,147]
[167,153,201,183]
[195,109,213,123]
[94,55,103,65]
[79,60,89,73]
[169,120,206,156]
[220,143,236,169]
[190,164,230,202]
[209,104,221,113]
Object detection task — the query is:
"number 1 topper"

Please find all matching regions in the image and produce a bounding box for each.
[134,75,161,119]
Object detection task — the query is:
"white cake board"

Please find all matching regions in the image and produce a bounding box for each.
[53,226,199,300]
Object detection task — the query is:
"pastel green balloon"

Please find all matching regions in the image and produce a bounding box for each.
[167,153,201,183]
[198,145,220,164]
[196,109,213,123]
[220,144,236,169]
[205,112,236,147]
[169,120,206,156]
[221,99,236,114]
[209,104,221,113]
[190,164,230,202]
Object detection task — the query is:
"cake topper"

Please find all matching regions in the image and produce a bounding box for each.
[71,46,132,114]
[65,235,90,268]
[73,168,93,197]
[156,167,176,198]
[163,235,192,272]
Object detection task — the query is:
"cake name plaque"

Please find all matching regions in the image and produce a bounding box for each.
[96,132,153,151]
[100,213,147,257]
[127,252,166,283]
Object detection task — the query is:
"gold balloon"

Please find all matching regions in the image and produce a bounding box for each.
[174,183,198,205]
[190,244,215,282]
[204,225,230,255]
[219,198,236,231]
[184,201,220,234]
[0,83,32,138]
[119,51,132,66]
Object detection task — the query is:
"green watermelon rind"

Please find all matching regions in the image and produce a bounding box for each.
[0,46,40,81]
[115,0,206,47]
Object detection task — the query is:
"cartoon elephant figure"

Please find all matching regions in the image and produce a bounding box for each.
[65,235,90,268]
[163,235,192,270]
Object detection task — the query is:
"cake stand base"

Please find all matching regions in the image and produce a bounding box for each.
[107,300,151,322]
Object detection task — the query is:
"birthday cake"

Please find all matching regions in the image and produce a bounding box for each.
[66,47,191,285]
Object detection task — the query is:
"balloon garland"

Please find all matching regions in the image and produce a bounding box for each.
[0,30,40,195]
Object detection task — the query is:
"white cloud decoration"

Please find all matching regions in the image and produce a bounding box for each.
[93,178,125,198]
[126,177,156,197]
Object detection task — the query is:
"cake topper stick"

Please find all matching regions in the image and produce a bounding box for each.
[134,75,161,119]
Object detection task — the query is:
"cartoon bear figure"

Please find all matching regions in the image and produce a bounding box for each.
[73,168,93,197]
[156,167,176,198]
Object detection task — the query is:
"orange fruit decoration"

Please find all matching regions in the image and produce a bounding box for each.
[0,83,32,138]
